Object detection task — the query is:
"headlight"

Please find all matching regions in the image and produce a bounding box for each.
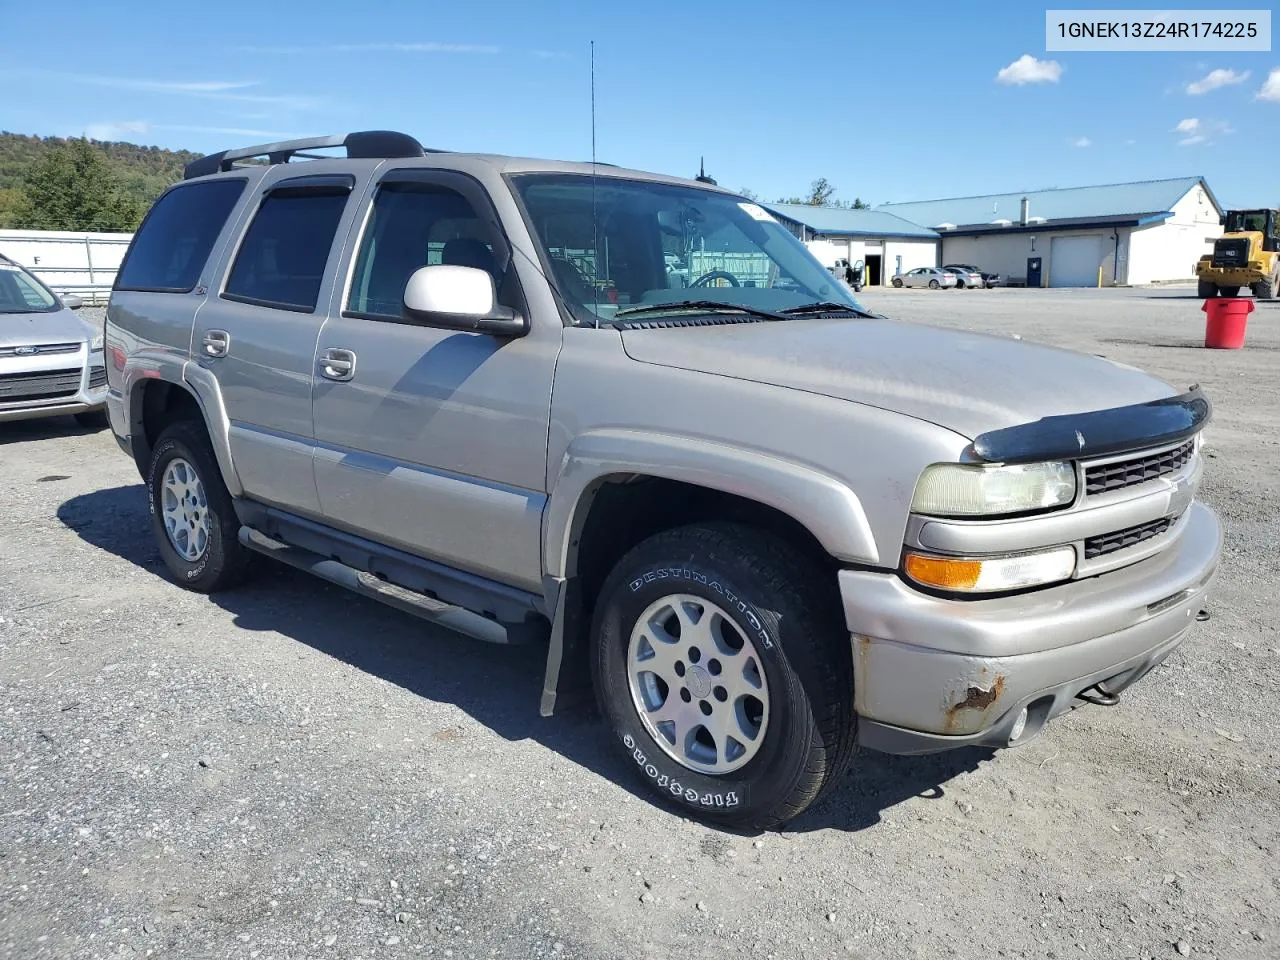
[90,334,104,351]
[911,461,1076,517]
[904,546,1076,593]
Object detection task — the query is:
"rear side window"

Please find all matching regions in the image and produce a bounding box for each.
[223,188,350,313]
[115,179,246,292]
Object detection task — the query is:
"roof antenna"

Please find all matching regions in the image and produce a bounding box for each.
[590,39,599,328]
[696,157,717,186]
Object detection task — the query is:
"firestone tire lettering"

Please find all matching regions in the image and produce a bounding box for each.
[621,733,740,808]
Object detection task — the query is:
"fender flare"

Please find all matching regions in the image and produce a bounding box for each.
[538,429,879,716]
[543,428,879,580]
[122,355,243,497]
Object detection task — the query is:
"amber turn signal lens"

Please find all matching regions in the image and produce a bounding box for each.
[903,547,1076,593]
[904,554,983,590]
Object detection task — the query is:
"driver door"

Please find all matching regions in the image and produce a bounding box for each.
[309,169,560,593]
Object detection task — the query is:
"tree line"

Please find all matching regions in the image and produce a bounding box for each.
[740,177,870,209]
[0,133,198,232]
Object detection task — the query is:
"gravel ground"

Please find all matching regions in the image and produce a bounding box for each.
[2,290,1277,960]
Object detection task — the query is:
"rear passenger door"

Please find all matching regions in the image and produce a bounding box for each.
[194,171,361,517]
[309,168,559,593]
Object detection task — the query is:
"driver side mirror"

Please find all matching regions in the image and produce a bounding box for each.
[61,293,84,310]
[403,265,527,337]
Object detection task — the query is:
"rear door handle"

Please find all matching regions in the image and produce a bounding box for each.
[320,347,357,381]
[202,330,230,358]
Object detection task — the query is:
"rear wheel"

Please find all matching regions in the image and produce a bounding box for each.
[147,419,253,592]
[928,279,940,289]
[591,523,856,830]
[1197,279,1217,298]
[1252,271,1276,300]
[891,277,903,288]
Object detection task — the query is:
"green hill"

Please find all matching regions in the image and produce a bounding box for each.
[0,132,200,230]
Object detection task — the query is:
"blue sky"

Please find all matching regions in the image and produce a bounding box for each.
[2,0,1277,208]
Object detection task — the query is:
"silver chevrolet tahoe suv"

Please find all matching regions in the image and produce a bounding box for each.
[104,131,1221,828]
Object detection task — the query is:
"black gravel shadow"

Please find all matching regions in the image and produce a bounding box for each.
[0,416,108,446]
[59,484,988,835]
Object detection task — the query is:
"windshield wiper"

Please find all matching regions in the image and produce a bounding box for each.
[779,301,881,319]
[612,300,789,323]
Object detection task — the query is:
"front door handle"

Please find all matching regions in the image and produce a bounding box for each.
[320,347,357,381]
[202,330,230,358]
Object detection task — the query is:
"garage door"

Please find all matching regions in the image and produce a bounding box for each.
[1049,235,1103,287]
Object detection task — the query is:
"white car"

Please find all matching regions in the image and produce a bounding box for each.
[0,255,107,427]
[891,267,957,289]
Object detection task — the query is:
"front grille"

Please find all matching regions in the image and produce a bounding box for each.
[1211,237,1249,268]
[1084,515,1177,559]
[1085,440,1195,495]
[0,341,80,358]
[0,367,83,403]
[88,365,107,389]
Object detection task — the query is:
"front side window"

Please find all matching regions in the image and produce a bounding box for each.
[115,179,246,293]
[511,174,861,325]
[0,263,59,313]
[347,182,499,319]
[224,188,349,312]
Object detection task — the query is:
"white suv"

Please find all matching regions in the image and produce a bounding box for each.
[0,254,107,427]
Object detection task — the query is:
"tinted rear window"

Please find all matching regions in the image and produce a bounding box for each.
[115,179,246,292]
[223,190,349,312]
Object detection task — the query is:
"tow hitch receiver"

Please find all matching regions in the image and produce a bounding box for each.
[1077,683,1121,707]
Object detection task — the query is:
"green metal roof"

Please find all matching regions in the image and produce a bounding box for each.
[877,176,1220,230]
[765,203,940,239]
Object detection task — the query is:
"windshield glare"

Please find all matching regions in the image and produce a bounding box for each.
[512,174,864,324]
[1225,211,1270,234]
[0,264,59,314]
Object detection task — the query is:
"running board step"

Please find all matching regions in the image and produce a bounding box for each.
[238,527,545,645]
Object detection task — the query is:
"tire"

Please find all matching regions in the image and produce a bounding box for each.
[591,523,856,830]
[1252,272,1276,300]
[1197,279,1217,299]
[1219,285,1241,298]
[147,419,253,593]
[928,279,940,289]
[891,277,903,288]
[74,409,108,430]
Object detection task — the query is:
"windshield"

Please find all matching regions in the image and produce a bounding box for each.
[512,174,863,324]
[0,262,59,314]
[1224,210,1271,234]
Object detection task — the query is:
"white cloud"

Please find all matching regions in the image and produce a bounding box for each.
[84,120,152,141]
[532,50,572,60]
[1258,68,1280,102]
[1072,136,1091,148]
[23,71,319,110]
[1179,135,1207,146]
[1173,117,1234,145]
[1175,117,1200,133]
[240,42,499,55]
[1186,68,1250,95]
[995,55,1063,85]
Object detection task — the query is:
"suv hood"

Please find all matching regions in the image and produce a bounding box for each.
[620,318,1177,440]
[0,307,92,348]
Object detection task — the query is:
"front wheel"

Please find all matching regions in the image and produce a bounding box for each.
[928,279,940,289]
[891,277,903,288]
[147,419,254,592]
[591,523,856,829]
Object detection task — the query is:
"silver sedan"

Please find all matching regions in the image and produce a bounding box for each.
[891,267,957,289]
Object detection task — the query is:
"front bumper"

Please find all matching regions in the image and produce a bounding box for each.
[0,350,107,423]
[843,501,1221,754]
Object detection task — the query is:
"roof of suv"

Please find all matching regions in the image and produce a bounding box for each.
[183,129,733,194]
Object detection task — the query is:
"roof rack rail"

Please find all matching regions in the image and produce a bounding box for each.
[184,130,438,180]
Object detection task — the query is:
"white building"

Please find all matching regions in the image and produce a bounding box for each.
[877,177,1223,287]
[765,204,940,286]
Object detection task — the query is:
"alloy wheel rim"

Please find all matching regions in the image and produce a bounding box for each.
[161,457,210,562]
[625,593,770,775]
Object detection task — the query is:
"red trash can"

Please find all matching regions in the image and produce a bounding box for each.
[1203,296,1253,349]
